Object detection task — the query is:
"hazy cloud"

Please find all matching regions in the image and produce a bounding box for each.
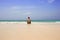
[0,6,35,15]
[47,0,55,3]
[39,0,55,3]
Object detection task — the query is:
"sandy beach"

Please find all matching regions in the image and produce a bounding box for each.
[0,22,60,40]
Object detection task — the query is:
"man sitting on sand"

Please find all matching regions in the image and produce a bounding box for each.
[27,17,31,24]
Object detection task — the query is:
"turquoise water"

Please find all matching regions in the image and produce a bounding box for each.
[0,20,60,22]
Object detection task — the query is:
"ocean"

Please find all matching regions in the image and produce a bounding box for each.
[0,20,60,22]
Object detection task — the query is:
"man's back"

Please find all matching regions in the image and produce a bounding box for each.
[27,17,31,24]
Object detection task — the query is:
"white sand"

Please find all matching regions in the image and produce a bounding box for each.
[0,22,60,40]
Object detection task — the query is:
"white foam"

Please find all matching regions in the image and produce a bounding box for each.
[56,22,60,23]
[0,22,26,24]
[0,22,60,24]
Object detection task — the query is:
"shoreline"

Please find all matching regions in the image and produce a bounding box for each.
[0,22,60,24]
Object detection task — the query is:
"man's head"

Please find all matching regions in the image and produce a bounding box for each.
[28,17,30,19]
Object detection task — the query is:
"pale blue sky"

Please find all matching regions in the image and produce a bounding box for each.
[0,0,60,20]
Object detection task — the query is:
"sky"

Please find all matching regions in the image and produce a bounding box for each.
[0,0,60,20]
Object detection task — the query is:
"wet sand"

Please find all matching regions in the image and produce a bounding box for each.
[0,22,60,40]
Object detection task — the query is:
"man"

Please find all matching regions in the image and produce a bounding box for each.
[27,17,31,24]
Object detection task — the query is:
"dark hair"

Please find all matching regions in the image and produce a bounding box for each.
[28,17,30,19]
